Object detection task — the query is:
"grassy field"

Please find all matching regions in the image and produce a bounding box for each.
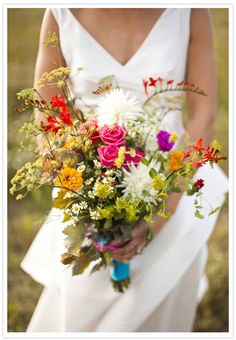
[7,8,229,332]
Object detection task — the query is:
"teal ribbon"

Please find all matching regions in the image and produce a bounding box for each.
[110,260,130,281]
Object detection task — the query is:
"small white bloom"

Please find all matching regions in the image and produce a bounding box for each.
[88,190,95,198]
[96,89,142,127]
[79,201,88,210]
[102,178,109,184]
[64,191,75,199]
[93,160,101,168]
[90,210,100,220]
[85,178,93,185]
[72,203,81,215]
[77,163,86,172]
[105,170,114,176]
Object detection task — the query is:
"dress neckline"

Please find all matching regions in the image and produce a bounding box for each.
[66,8,170,68]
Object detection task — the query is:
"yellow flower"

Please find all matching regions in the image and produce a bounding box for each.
[94,183,112,199]
[168,151,184,171]
[115,147,125,168]
[56,167,83,191]
[152,174,165,191]
[169,132,179,142]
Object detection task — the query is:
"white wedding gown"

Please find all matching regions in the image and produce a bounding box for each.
[21,8,228,332]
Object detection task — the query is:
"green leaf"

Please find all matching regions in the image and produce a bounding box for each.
[141,158,149,166]
[52,190,74,209]
[104,219,112,229]
[98,75,114,84]
[195,210,204,219]
[195,205,203,209]
[61,252,77,265]
[72,248,99,276]
[90,259,105,275]
[103,251,111,265]
[63,213,71,223]
[149,168,157,179]
[63,224,86,252]
[208,206,220,216]
[142,189,150,197]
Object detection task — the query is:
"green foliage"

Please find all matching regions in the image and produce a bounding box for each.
[63,223,86,253]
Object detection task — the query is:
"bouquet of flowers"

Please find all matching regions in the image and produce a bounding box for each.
[10,33,226,292]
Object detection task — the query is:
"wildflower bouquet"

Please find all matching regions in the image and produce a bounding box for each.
[10,33,226,292]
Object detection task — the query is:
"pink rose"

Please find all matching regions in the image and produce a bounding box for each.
[99,124,126,146]
[123,148,144,170]
[98,145,119,168]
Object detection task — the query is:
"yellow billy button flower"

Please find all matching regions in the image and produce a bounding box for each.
[94,182,112,199]
[152,174,165,191]
[115,147,126,168]
[168,150,184,171]
[169,132,179,142]
[56,167,83,191]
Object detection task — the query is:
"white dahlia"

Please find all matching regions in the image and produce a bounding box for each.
[96,88,142,127]
[120,160,161,203]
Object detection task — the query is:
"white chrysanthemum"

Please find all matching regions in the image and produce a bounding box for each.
[120,160,161,203]
[96,89,142,127]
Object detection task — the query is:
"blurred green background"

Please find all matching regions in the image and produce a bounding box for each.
[7,9,228,332]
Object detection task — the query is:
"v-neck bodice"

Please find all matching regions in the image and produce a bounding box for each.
[51,8,191,136]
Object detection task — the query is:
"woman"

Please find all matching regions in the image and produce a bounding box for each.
[21,8,228,332]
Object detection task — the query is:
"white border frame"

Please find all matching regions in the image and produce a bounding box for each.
[1,1,234,339]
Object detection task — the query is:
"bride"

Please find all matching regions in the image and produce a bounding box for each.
[21,8,228,332]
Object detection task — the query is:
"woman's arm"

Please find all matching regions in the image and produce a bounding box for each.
[34,9,66,146]
[111,9,217,262]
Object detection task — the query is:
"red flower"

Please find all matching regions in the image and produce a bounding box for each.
[183,149,192,160]
[190,138,205,153]
[167,79,174,85]
[149,77,157,87]
[41,116,62,133]
[157,77,163,84]
[194,179,204,191]
[51,95,67,110]
[142,79,148,95]
[59,110,73,126]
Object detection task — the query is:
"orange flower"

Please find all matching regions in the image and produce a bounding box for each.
[168,151,184,171]
[56,167,83,191]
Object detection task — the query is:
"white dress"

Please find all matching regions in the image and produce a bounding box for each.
[21,8,228,332]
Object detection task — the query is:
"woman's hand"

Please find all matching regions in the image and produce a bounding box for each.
[110,220,149,263]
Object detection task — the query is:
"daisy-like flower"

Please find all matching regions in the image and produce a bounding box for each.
[79,201,88,210]
[88,190,95,199]
[77,163,86,172]
[85,178,93,185]
[72,203,81,215]
[93,160,101,168]
[96,89,142,127]
[120,160,161,204]
[90,210,100,220]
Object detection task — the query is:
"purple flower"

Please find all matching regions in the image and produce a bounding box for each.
[156,130,174,152]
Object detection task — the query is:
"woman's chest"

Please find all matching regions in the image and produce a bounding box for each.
[69,9,166,66]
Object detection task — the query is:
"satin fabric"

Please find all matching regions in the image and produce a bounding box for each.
[21,8,228,332]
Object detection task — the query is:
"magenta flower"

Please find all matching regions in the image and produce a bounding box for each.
[98,145,119,168]
[156,130,174,152]
[123,148,144,170]
[99,123,126,146]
